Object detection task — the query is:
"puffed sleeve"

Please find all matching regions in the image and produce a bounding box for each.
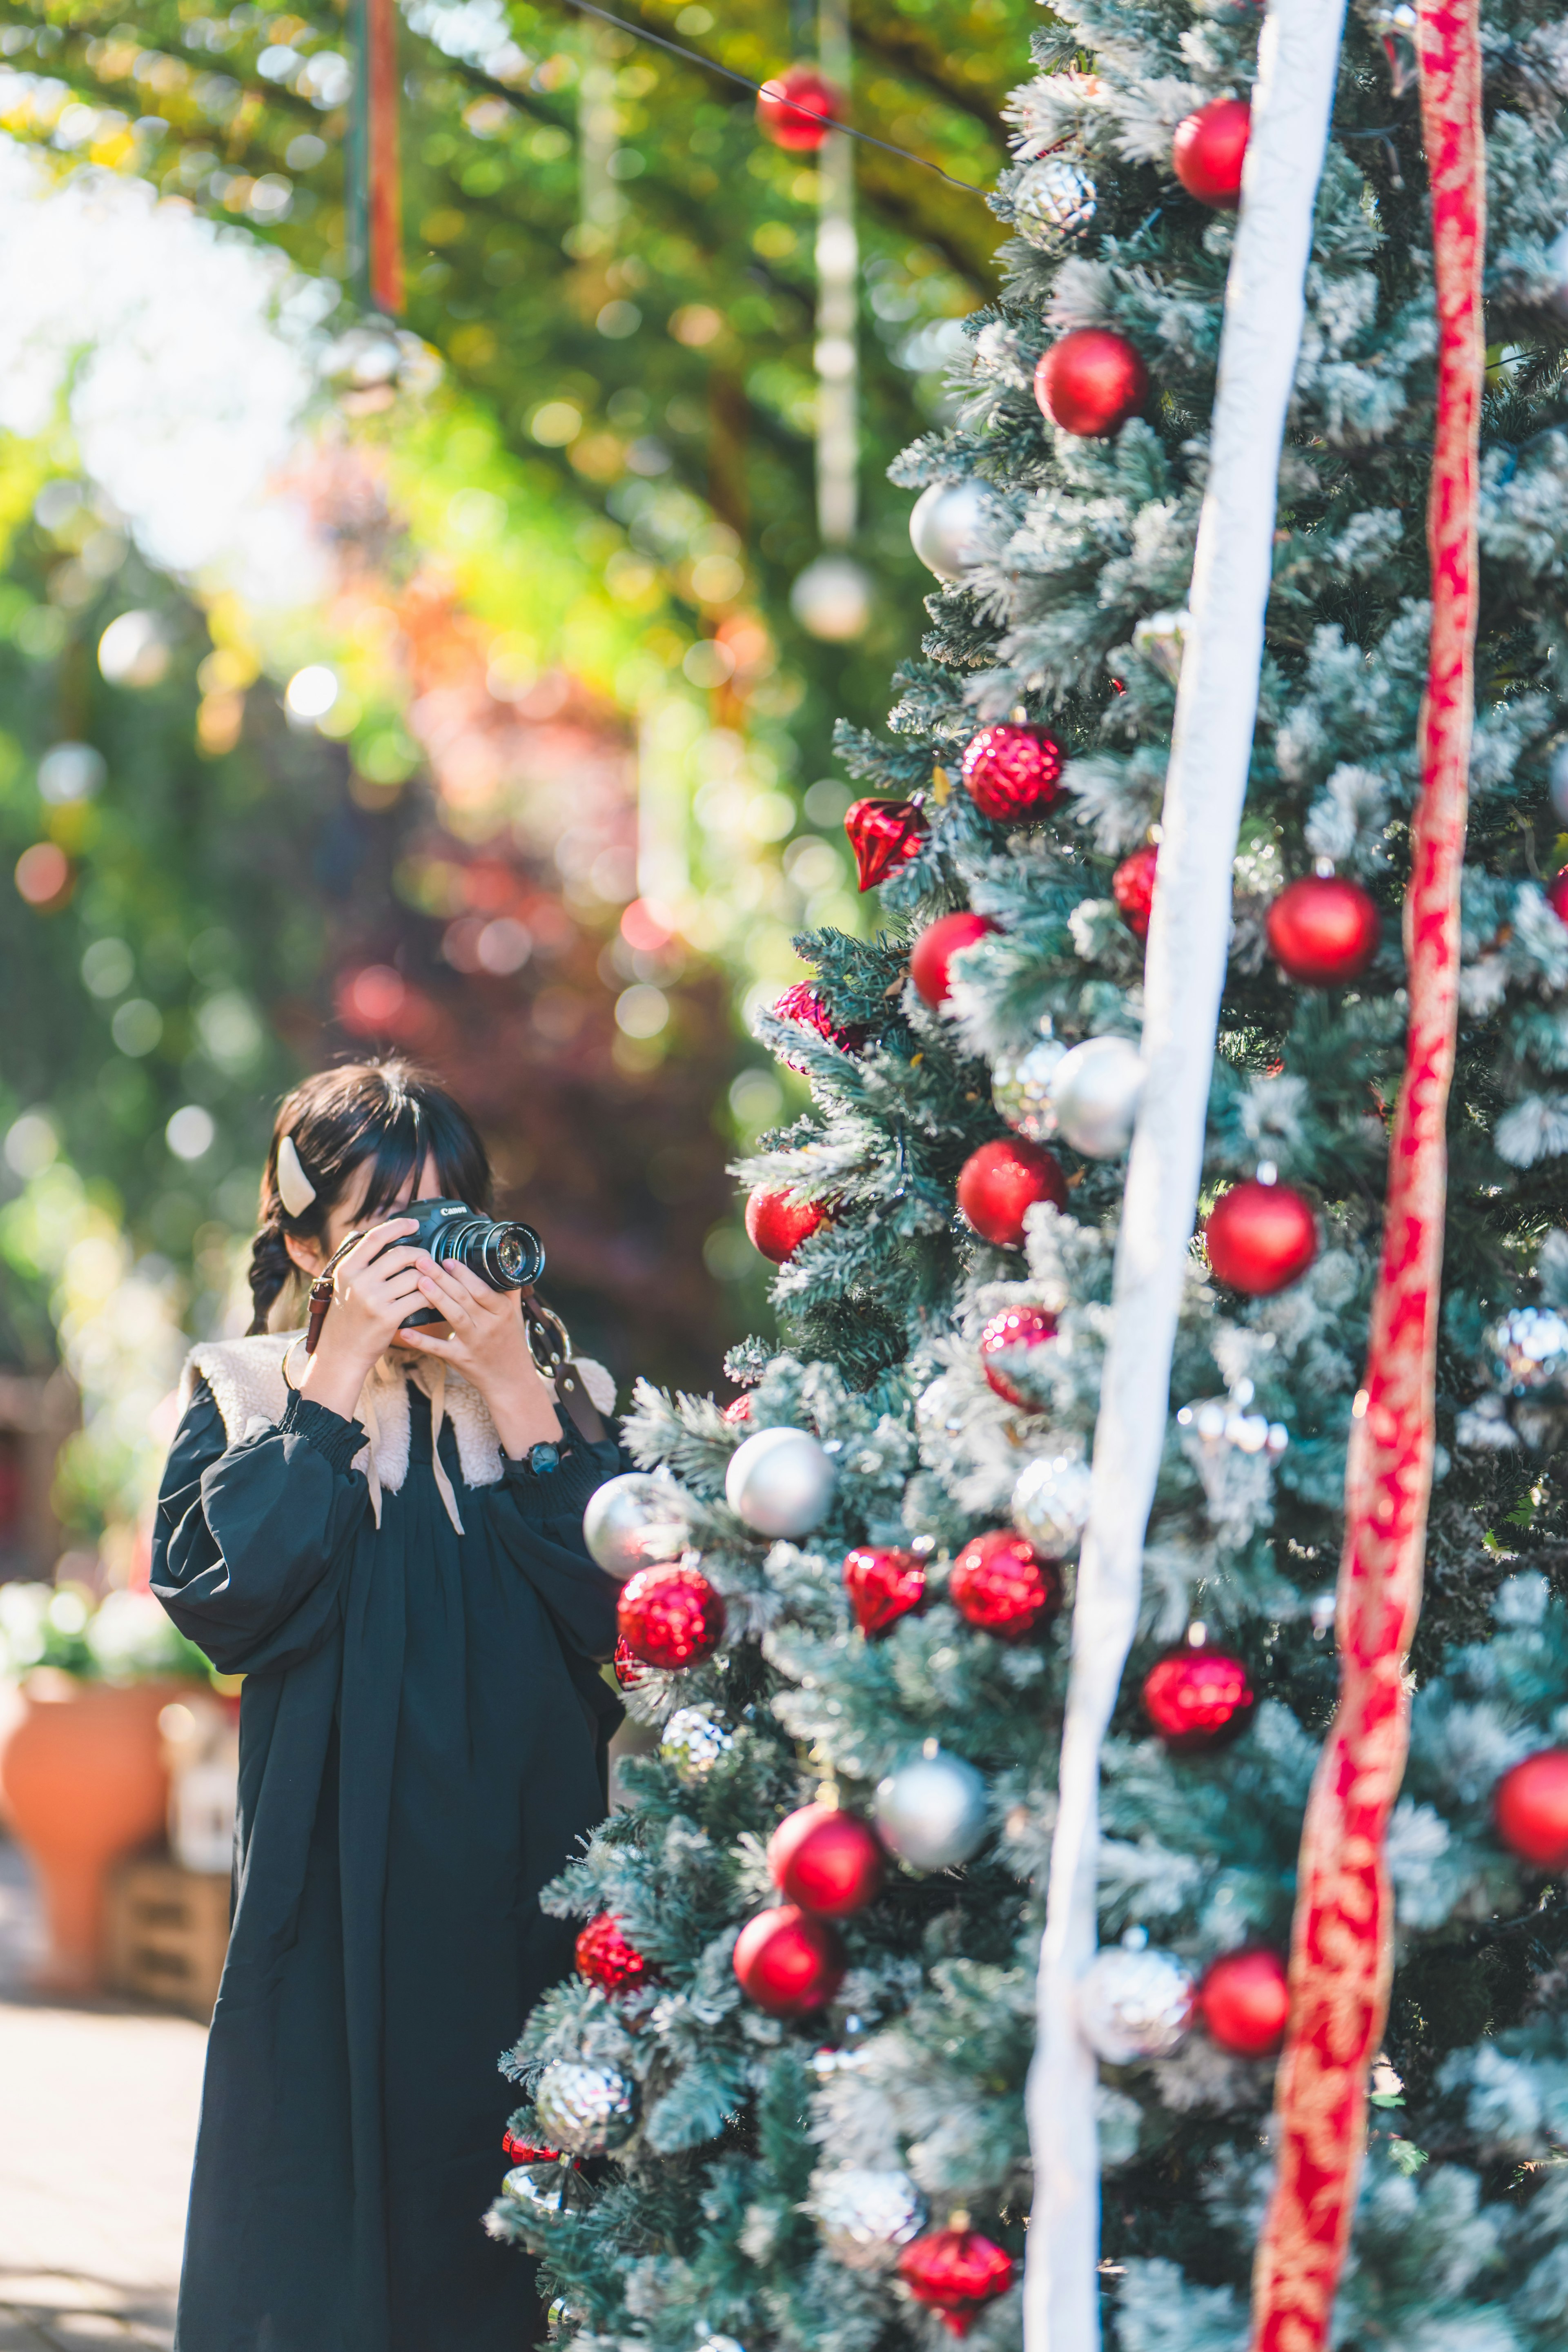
[483,1432,627,1663]
[150,1380,372,1677]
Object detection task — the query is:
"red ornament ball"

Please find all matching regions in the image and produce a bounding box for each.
[774,980,866,1061]
[575,1913,653,1993]
[1112,844,1160,942]
[1493,1747,1568,1868]
[503,2130,564,2163]
[1142,1644,1256,1751]
[745,1185,825,1264]
[1197,1948,1290,2055]
[1034,328,1149,439]
[845,796,929,891]
[722,1394,753,1425]
[1266,876,1381,986]
[842,1544,927,1637]
[898,2229,1017,2336]
[978,1304,1060,1408]
[960,725,1063,822]
[733,1903,846,2016]
[910,911,1000,1007]
[956,1137,1069,1249]
[1204,1180,1318,1296]
[1546,864,1568,924]
[612,1635,646,1689]
[617,1562,726,1670]
[756,63,840,152]
[951,1528,1062,1640]
[1172,96,1251,207]
[768,1802,886,1917]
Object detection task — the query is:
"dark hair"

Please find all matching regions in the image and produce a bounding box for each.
[246,1058,493,1334]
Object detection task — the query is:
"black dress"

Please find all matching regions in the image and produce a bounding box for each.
[151,1378,624,2352]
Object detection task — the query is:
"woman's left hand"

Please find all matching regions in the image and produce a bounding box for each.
[396,1261,563,1456]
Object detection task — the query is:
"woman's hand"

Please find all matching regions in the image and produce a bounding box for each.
[296,1219,432,1421]
[396,1259,564,1457]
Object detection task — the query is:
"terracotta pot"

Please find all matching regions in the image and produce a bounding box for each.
[0,1670,200,1991]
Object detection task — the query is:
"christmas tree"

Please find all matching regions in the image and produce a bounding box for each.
[488,0,1568,2345]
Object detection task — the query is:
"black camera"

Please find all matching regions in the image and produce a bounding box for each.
[390,1198,546,1327]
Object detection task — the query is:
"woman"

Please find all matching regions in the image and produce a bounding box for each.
[152,1060,624,2351]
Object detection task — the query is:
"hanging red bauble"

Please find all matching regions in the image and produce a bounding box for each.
[1266,876,1381,985]
[1142,1643,1256,1751]
[1172,96,1252,207]
[898,2229,1017,2336]
[612,1635,646,1689]
[503,2129,564,2163]
[910,911,1000,1007]
[575,1912,654,1993]
[1197,1947,1290,2055]
[1203,1179,1318,1295]
[617,1562,726,1669]
[1493,1747,1568,1868]
[773,980,866,1062]
[723,1394,753,1425]
[1112,844,1160,942]
[756,63,841,152]
[733,1903,846,2015]
[768,1801,886,1916]
[846,797,928,891]
[951,1528,1062,1640]
[1546,865,1568,924]
[956,1137,1069,1249]
[978,1304,1060,1408]
[960,726,1063,822]
[745,1184,826,1264]
[842,1544,927,1637]
[1034,328,1149,439]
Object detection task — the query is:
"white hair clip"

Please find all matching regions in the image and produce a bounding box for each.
[276,1132,318,1218]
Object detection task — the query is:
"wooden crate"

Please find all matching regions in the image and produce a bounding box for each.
[105,1853,230,2020]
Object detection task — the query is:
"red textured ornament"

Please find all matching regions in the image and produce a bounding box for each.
[910,911,1000,1007]
[612,1635,646,1689]
[956,1137,1069,1249]
[756,63,840,152]
[723,1394,753,1425]
[1112,844,1160,942]
[898,2229,1017,2336]
[768,1802,886,1917]
[733,1903,846,2015]
[845,796,929,891]
[960,725,1063,822]
[951,1528,1062,1640]
[746,1184,826,1264]
[1034,328,1149,439]
[978,1304,1059,1408]
[503,2130,564,2163]
[1266,876,1381,985]
[575,1912,654,1992]
[773,980,866,1061]
[1204,1180,1318,1296]
[617,1561,726,1669]
[842,1544,927,1637]
[1198,1948,1290,2055]
[1172,96,1252,207]
[1547,865,1568,924]
[1493,1747,1568,1868]
[1142,1644,1256,1751]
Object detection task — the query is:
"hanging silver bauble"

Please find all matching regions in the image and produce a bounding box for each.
[660,1704,735,1781]
[724,1426,836,1538]
[583,1473,693,1581]
[1011,1451,1093,1559]
[502,2165,566,2221]
[1047,1036,1144,1158]
[534,2059,639,2155]
[546,2299,582,2337]
[874,1745,988,1871]
[1548,741,1568,819]
[992,1034,1066,1142]
[1014,157,1096,245]
[1486,1306,1568,1394]
[909,479,989,583]
[1078,1945,1194,2065]
[791,554,874,643]
[810,2167,929,2271]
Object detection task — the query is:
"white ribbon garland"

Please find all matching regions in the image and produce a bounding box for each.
[1020,0,1350,2342]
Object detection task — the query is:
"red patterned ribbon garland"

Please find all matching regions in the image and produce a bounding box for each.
[354,0,405,316]
[1249,4,1484,2345]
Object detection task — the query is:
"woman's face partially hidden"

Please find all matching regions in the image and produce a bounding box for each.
[283,1152,445,1275]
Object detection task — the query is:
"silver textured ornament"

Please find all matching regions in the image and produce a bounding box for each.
[1011,1451,1093,1559]
[810,2167,929,2272]
[1486,1305,1568,1394]
[502,2165,566,2221]
[660,1705,734,1781]
[791,555,873,643]
[874,1743,988,1871]
[724,1425,836,1538]
[583,1473,693,1581]
[1014,158,1096,243]
[1549,741,1568,819]
[909,479,989,583]
[533,2059,638,2156]
[1048,1036,1144,1158]
[992,1034,1066,1141]
[1176,1379,1288,1459]
[546,2299,582,2338]
[1078,1944,1194,2064]
[1131,608,1189,684]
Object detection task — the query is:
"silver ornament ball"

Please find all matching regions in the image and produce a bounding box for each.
[810,2167,929,2271]
[909,479,989,583]
[501,2165,566,2221]
[696,2337,746,2352]
[533,2059,639,2156]
[583,1473,693,1581]
[1011,1451,1093,1559]
[1048,1035,1145,1158]
[1014,157,1096,243]
[1487,1305,1568,1395]
[791,555,873,643]
[1549,739,1568,820]
[660,1705,735,1781]
[546,2299,582,2338]
[992,1035,1065,1142]
[724,1425,836,1538]
[1078,1945,1194,2065]
[874,1745,988,1871]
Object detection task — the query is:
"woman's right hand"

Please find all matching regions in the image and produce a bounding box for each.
[296,1218,431,1421]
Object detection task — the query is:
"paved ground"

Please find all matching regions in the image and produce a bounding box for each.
[0,1842,205,2349]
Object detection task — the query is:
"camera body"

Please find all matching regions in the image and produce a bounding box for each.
[392,1198,546,1327]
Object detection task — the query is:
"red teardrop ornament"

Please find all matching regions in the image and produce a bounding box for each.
[612,1635,646,1689]
[842,1544,927,1637]
[956,1137,1069,1248]
[722,1394,753,1425]
[844,797,929,891]
[1172,96,1252,207]
[768,1802,886,1916]
[503,2130,564,2163]
[617,1562,726,1669]
[1196,1948,1290,2054]
[960,725,1063,822]
[733,1903,846,2015]
[1203,1180,1317,1295]
[1143,1645,1256,1750]
[1112,844,1159,941]
[910,911,1000,1007]
[773,980,866,1060]
[1546,865,1568,924]
[1494,1747,1568,1868]
[1033,328,1149,438]
[978,1303,1060,1408]
[950,1528,1062,1639]
[1266,876,1381,984]
[746,1185,826,1263]
[575,1912,655,1992]
[898,2229,1018,2336]
[756,63,840,152]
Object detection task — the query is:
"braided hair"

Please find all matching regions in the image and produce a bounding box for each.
[246,1059,494,1335]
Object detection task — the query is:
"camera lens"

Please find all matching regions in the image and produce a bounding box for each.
[478,1219,544,1290]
